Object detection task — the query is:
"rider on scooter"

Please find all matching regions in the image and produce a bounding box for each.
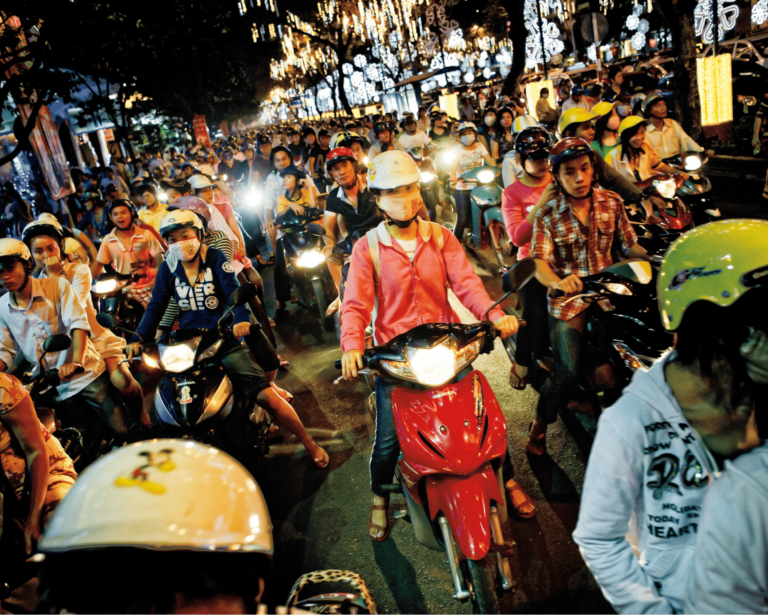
[340,150,524,540]
[527,138,649,455]
[643,92,711,160]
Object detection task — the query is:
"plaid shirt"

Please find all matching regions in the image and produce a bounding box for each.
[531,189,637,321]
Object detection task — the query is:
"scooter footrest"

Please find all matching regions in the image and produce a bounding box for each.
[490,540,517,557]
[377,483,401,493]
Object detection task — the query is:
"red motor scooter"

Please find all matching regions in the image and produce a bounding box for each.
[336,260,536,614]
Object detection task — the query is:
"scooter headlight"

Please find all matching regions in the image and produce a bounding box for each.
[476,169,495,184]
[653,178,676,200]
[684,155,702,171]
[455,337,483,373]
[602,283,633,296]
[380,360,416,380]
[92,279,118,294]
[142,353,160,369]
[296,249,326,268]
[246,189,261,209]
[197,338,224,362]
[420,171,436,183]
[159,338,202,373]
[405,341,457,387]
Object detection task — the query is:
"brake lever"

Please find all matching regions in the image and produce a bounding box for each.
[333,367,375,385]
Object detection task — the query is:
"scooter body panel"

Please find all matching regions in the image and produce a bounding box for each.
[469,186,503,248]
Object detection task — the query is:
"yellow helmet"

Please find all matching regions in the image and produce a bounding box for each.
[591,101,616,117]
[658,219,768,331]
[618,115,647,139]
[558,108,599,136]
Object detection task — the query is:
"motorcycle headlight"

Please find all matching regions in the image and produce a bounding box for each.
[380,359,416,380]
[420,171,436,183]
[455,337,483,373]
[684,156,702,171]
[653,178,676,200]
[92,279,118,294]
[142,353,160,369]
[363,156,369,165]
[197,338,223,362]
[159,338,201,373]
[476,169,495,184]
[246,190,261,208]
[222,174,229,182]
[406,341,457,387]
[443,150,456,163]
[158,190,169,203]
[296,249,326,268]
[602,283,633,296]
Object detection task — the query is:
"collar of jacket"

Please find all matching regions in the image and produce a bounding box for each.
[375,217,433,247]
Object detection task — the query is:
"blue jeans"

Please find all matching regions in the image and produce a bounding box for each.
[453,189,472,243]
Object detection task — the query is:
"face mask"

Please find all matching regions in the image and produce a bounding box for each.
[169,237,201,262]
[484,116,496,127]
[378,192,423,227]
[461,134,476,146]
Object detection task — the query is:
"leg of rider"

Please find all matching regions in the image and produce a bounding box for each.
[452,189,472,242]
[243,326,288,396]
[515,279,549,373]
[470,196,483,247]
[369,376,399,537]
[220,343,327,465]
[104,357,148,426]
[274,238,293,311]
[530,310,589,444]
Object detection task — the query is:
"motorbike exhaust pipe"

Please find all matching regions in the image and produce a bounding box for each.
[490,506,515,591]
[438,516,471,601]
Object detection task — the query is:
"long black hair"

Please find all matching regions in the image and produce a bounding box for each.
[619,121,647,167]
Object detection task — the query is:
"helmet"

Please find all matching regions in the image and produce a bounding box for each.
[325,147,358,173]
[160,209,205,240]
[82,189,104,206]
[515,127,554,160]
[0,238,32,271]
[197,164,215,179]
[658,220,768,331]
[642,92,666,115]
[188,174,214,190]
[330,131,357,150]
[427,104,443,118]
[63,237,83,261]
[105,199,139,227]
[618,115,647,140]
[338,132,365,149]
[511,115,539,134]
[407,146,424,160]
[548,137,595,175]
[373,121,394,136]
[38,439,273,554]
[630,92,647,116]
[256,135,271,146]
[456,121,478,134]
[168,195,211,226]
[558,108,599,136]
[22,219,64,249]
[591,101,616,118]
[279,165,307,181]
[571,84,585,96]
[368,150,421,191]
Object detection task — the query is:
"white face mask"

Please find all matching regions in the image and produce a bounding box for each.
[169,237,201,262]
[484,116,496,127]
[461,134,476,146]
[377,191,423,224]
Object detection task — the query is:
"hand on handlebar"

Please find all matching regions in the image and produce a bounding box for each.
[492,315,519,339]
[551,274,583,296]
[58,363,84,381]
[322,243,334,258]
[342,350,364,380]
[288,203,306,216]
[127,342,142,361]
[233,322,251,338]
[264,220,275,233]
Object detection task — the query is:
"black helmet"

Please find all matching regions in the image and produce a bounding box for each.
[515,127,553,161]
[256,135,271,147]
[373,121,394,136]
[279,165,307,181]
[105,199,139,227]
[82,189,104,206]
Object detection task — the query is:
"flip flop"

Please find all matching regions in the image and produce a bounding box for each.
[509,361,529,391]
[505,479,536,519]
[368,497,391,541]
[525,421,546,456]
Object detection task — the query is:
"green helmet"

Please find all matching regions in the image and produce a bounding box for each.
[658,219,768,331]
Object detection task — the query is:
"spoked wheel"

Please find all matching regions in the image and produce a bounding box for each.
[461,557,500,614]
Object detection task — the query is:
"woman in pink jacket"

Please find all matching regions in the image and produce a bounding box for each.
[340,150,529,541]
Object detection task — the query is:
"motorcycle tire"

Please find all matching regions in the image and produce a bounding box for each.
[493,223,515,268]
[462,557,500,615]
[312,278,335,332]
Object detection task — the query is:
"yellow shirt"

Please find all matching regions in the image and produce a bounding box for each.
[276,189,310,215]
[138,204,170,232]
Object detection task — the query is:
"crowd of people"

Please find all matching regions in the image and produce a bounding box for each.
[0,67,766,614]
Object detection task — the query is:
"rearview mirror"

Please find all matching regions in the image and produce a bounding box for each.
[229,283,258,307]
[503,259,537,293]
[43,334,72,354]
[603,259,653,284]
[96,313,116,330]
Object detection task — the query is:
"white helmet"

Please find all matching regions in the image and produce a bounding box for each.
[188,174,213,190]
[160,209,205,240]
[37,212,63,227]
[368,150,421,191]
[456,121,478,133]
[197,163,215,178]
[39,439,274,554]
[512,115,539,134]
[0,238,32,265]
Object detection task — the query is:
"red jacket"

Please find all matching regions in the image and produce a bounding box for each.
[341,219,505,353]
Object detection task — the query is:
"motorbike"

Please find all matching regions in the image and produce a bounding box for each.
[286,569,378,614]
[275,206,338,332]
[663,151,721,226]
[630,174,694,232]
[410,148,441,223]
[131,285,273,468]
[91,272,148,340]
[458,165,515,268]
[334,260,539,614]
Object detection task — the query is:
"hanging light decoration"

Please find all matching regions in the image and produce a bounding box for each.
[631,32,646,51]
[697,53,733,125]
[463,71,474,83]
[626,14,640,30]
[587,44,597,62]
[694,0,739,44]
[637,18,650,33]
[523,0,565,69]
[753,0,768,25]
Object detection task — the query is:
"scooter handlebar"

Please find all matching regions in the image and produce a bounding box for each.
[334,356,370,370]
[548,288,565,298]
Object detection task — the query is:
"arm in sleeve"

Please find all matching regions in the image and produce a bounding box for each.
[0,311,17,370]
[573,417,674,614]
[145,229,166,258]
[56,278,91,335]
[134,262,173,342]
[674,121,704,154]
[501,187,533,248]
[68,264,93,306]
[595,154,644,202]
[529,210,553,264]
[340,238,376,353]
[615,199,638,253]
[441,229,504,322]
[211,250,249,325]
[76,213,91,233]
[158,299,180,331]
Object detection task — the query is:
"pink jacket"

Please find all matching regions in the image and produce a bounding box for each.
[341,219,505,353]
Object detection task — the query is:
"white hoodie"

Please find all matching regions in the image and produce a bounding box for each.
[685,442,768,614]
[573,352,717,614]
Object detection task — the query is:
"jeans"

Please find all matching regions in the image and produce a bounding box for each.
[245,326,280,373]
[534,309,591,425]
[516,278,550,369]
[274,237,293,304]
[453,189,472,242]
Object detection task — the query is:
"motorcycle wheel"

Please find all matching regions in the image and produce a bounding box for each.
[494,223,515,268]
[462,557,500,615]
[312,278,335,332]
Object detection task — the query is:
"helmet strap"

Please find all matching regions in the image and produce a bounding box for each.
[383,211,418,228]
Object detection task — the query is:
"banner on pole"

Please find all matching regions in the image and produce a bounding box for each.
[192,114,212,148]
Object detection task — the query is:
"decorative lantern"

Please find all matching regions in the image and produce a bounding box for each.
[696,54,733,126]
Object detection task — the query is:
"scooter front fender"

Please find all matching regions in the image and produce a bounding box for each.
[425,464,503,560]
[482,205,505,226]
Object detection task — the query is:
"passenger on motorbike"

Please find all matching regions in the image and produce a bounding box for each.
[130,214,329,468]
[476,107,497,153]
[136,182,170,234]
[574,220,767,614]
[307,129,332,187]
[368,122,406,159]
[38,212,97,264]
[189,173,245,257]
[218,147,247,184]
[449,121,496,245]
[643,92,709,160]
[0,239,143,438]
[340,150,519,540]
[527,138,649,455]
[502,114,539,187]
[91,200,165,308]
[23,220,148,425]
[428,108,450,140]
[491,106,517,163]
[590,101,625,160]
[397,116,431,152]
[76,189,109,247]
[605,116,688,183]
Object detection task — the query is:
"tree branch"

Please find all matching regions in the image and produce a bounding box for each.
[0,96,43,167]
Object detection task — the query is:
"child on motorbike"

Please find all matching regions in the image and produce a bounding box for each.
[129,212,329,468]
[527,138,648,455]
[574,220,767,613]
[23,219,148,425]
[91,200,165,308]
[340,150,521,540]
[137,183,170,233]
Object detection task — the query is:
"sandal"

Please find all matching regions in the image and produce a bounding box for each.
[509,361,529,391]
[525,421,546,456]
[256,254,275,266]
[505,479,536,519]
[368,497,391,541]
